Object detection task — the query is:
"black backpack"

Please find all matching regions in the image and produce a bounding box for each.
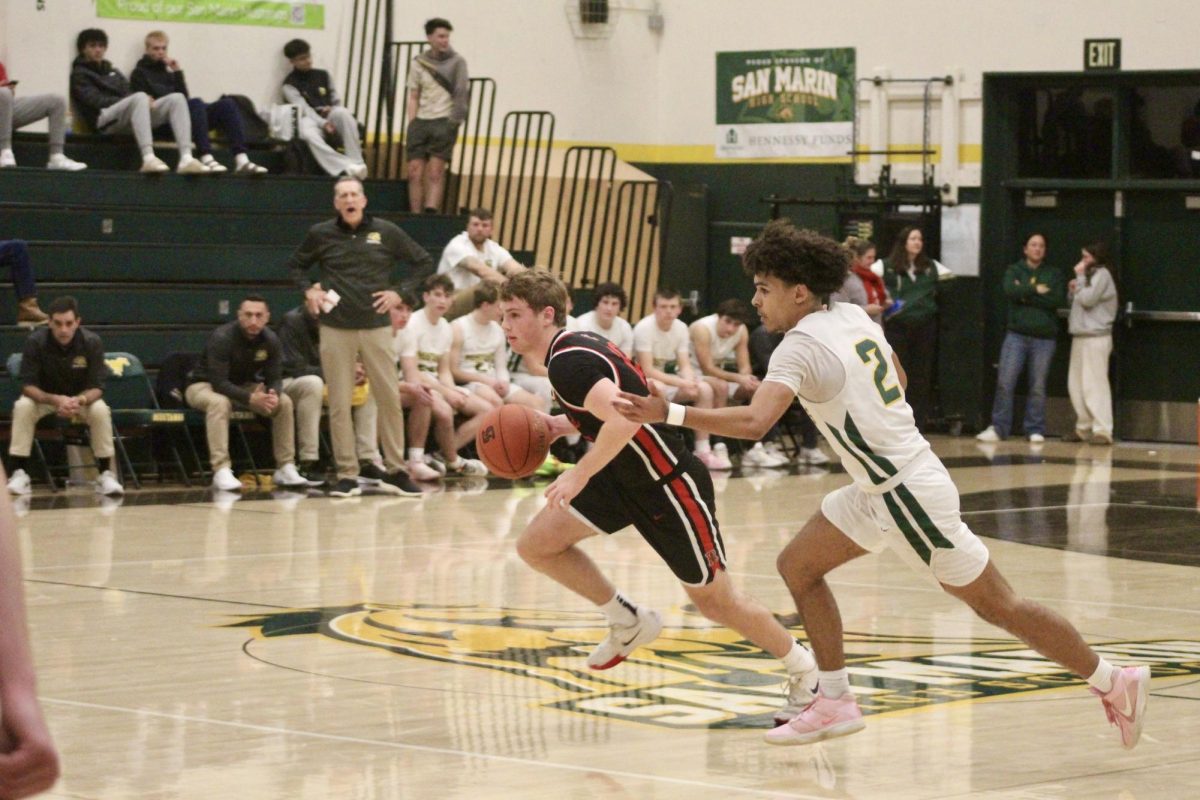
[156,352,201,408]
[224,94,271,145]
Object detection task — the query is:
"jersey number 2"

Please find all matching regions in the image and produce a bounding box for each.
[855,339,901,405]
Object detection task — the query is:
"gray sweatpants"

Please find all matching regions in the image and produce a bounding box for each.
[297,107,364,176]
[0,89,66,153]
[97,92,192,158]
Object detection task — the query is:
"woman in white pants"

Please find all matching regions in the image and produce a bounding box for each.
[1065,241,1118,444]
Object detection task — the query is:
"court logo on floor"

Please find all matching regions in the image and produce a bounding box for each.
[228,603,1200,729]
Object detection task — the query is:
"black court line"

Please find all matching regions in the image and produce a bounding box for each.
[27,578,294,610]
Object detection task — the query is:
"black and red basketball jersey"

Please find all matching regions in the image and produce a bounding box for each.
[545,328,691,481]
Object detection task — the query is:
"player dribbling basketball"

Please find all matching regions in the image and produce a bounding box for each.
[500,271,819,722]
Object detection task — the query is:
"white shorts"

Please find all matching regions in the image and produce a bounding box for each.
[725,380,739,400]
[821,457,989,587]
[511,373,552,405]
[466,380,526,399]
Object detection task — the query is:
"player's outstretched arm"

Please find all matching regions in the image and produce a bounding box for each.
[614,380,794,441]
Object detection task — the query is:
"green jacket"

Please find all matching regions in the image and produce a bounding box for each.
[881,260,950,325]
[1002,260,1066,339]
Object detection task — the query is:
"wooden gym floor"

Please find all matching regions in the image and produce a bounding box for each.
[16,436,1200,799]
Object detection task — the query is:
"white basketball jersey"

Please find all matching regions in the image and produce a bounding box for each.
[453,315,506,376]
[783,303,931,492]
[689,313,744,371]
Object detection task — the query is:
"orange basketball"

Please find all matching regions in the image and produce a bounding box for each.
[475,405,551,479]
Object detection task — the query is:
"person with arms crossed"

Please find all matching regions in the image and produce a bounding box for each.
[0,471,59,799]
[6,296,123,497]
[633,288,731,470]
[615,222,1150,749]
[437,208,526,320]
[499,270,818,724]
[405,17,469,213]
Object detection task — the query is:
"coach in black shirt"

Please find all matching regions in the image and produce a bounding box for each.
[285,175,429,498]
[184,295,307,493]
[6,296,122,496]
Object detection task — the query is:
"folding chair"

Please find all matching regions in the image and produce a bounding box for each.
[103,352,195,489]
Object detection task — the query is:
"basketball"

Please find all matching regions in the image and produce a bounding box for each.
[475,405,551,479]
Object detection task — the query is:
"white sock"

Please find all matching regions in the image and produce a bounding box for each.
[407,448,425,463]
[179,149,194,162]
[599,591,639,626]
[235,153,250,167]
[782,641,816,675]
[141,149,156,160]
[200,154,218,165]
[695,439,711,453]
[565,432,581,445]
[818,668,850,698]
[1086,658,1117,694]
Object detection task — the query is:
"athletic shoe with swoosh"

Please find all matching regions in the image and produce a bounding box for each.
[764,692,865,746]
[1092,665,1150,749]
[586,606,663,670]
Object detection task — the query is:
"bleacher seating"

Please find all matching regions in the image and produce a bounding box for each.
[0,138,467,372]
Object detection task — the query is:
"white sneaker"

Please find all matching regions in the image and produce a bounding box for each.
[176,157,209,175]
[446,457,488,477]
[349,163,369,180]
[742,442,789,468]
[775,664,821,726]
[800,446,830,465]
[424,454,448,476]
[6,468,31,496]
[47,153,87,171]
[1028,433,1045,444]
[140,155,170,173]
[406,460,443,481]
[587,606,663,670]
[211,467,242,492]
[95,469,124,496]
[272,463,308,489]
[976,426,1001,442]
[0,149,16,168]
[199,155,227,173]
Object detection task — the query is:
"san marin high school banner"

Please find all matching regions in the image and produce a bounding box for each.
[716,48,856,159]
[97,0,325,29]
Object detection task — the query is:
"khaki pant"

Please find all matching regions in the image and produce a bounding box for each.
[8,396,114,460]
[319,325,404,479]
[282,375,325,462]
[185,382,294,472]
[353,394,382,464]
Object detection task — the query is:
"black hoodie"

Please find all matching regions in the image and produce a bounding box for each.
[130,55,189,100]
[69,55,132,130]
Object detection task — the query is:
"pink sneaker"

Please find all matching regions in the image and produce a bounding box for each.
[764,693,865,746]
[1092,665,1150,749]
[694,449,733,470]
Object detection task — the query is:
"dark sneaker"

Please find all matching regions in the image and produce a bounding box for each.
[377,470,423,497]
[328,478,362,498]
[357,461,386,486]
[298,462,327,487]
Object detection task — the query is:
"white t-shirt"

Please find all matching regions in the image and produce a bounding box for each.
[633,315,689,373]
[452,314,509,380]
[689,313,745,372]
[576,310,634,355]
[392,325,417,362]
[436,232,515,291]
[406,308,454,374]
[765,303,930,492]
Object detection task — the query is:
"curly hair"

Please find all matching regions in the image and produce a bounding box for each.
[742,220,849,297]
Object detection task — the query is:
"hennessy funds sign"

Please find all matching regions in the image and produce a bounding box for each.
[716,48,856,159]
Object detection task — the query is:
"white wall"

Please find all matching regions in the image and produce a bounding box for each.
[3,0,1199,153]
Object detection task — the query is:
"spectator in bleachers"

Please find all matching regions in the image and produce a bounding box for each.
[575,281,634,355]
[184,296,310,493]
[406,274,489,476]
[6,296,123,497]
[288,176,429,497]
[69,28,207,174]
[278,303,388,487]
[131,31,267,175]
[0,60,87,170]
[0,240,49,326]
[689,299,787,468]
[282,39,367,179]
[633,288,732,471]
[406,17,469,213]
[450,282,547,413]
[438,208,526,320]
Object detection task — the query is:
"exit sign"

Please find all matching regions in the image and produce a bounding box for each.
[1084,39,1120,71]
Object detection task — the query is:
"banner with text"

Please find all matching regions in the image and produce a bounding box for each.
[716,48,855,159]
[97,0,325,29]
